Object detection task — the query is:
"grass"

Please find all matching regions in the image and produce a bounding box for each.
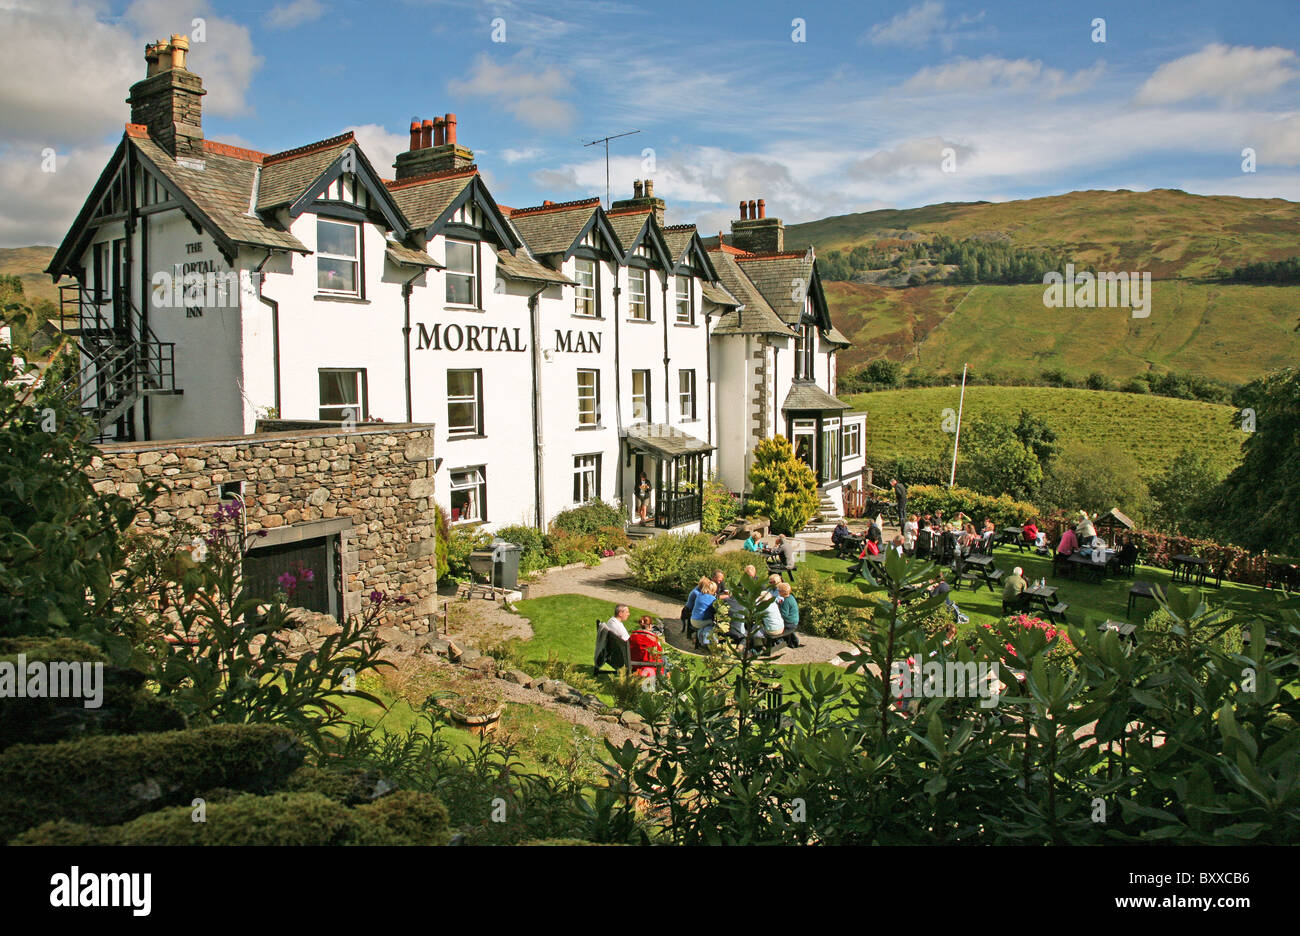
[844,384,1245,486]
[803,546,1283,642]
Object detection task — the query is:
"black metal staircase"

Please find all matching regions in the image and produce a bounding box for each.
[58,284,180,441]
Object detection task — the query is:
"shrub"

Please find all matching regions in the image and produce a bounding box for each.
[12,790,450,846]
[1036,439,1148,520]
[543,529,601,566]
[593,525,630,555]
[0,724,305,841]
[795,573,871,640]
[551,499,624,536]
[624,533,751,597]
[747,436,819,535]
[701,475,741,534]
[904,484,1041,528]
[433,502,451,580]
[495,524,548,573]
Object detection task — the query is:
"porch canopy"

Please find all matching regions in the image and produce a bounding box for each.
[625,424,714,529]
[781,380,852,485]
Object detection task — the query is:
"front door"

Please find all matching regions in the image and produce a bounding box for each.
[792,418,816,475]
[632,453,652,523]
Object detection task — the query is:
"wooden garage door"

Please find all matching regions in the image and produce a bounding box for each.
[242,537,333,615]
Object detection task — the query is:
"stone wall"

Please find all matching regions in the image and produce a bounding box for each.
[87,424,439,632]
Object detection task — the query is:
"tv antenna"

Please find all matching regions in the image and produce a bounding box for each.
[583,129,641,208]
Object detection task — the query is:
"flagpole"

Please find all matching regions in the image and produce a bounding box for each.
[949,363,968,488]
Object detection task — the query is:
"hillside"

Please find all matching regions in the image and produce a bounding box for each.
[0,246,60,306]
[845,386,1245,488]
[788,189,1300,384]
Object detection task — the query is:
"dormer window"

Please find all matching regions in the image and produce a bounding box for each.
[317,218,360,296]
[446,240,477,305]
[675,275,693,324]
[628,268,648,321]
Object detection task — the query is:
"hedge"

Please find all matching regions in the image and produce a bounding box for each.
[0,724,304,841]
[12,790,450,846]
[903,485,1042,529]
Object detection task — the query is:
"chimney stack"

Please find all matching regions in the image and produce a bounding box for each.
[128,34,206,160]
[611,177,666,226]
[730,195,784,252]
[394,112,475,180]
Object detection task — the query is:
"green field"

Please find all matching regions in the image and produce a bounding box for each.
[826,280,1300,382]
[844,385,1246,485]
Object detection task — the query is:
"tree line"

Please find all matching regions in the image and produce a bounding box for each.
[818,235,1071,285]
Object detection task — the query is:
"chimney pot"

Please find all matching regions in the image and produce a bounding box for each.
[420,119,433,149]
[633,179,643,198]
[644,178,654,198]
[543,200,554,206]
[432,117,444,147]
[445,113,457,146]
[409,120,421,151]
[739,201,748,220]
[757,198,766,219]
[748,200,757,220]
[170,34,189,70]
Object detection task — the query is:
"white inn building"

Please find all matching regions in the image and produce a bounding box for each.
[48,34,865,534]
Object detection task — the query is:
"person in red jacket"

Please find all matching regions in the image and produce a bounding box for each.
[1022,519,1039,544]
[628,616,666,677]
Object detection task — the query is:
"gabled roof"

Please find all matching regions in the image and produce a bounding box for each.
[48,127,309,276]
[734,251,820,326]
[701,281,740,308]
[705,247,793,336]
[386,169,521,251]
[509,198,606,257]
[257,132,356,209]
[662,223,720,281]
[782,380,851,413]
[605,208,673,269]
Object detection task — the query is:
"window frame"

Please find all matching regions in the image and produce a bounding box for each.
[574,258,598,317]
[572,453,602,504]
[446,368,484,437]
[316,218,361,298]
[628,267,649,321]
[677,368,697,421]
[449,466,487,524]
[444,238,478,306]
[675,274,694,325]
[631,369,651,424]
[842,422,862,459]
[318,367,367,421]
[576,368,601,427]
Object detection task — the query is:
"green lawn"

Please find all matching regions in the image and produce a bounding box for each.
[803,546,1283,639]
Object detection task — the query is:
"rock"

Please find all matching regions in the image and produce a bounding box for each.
[464,656,497,674]
[597,715,620,723]
[504,670,532,686]
[619,711,645,727]
[423,636,451,656]
[459,648,482,664]
[376,625,403,645]
[446,640,463,662]
[580,695,605,712]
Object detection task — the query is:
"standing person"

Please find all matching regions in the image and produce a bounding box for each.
[1057,526,1079,557]
[903,514,919,553]
[776,582,800,647]
[1076,510,1096,541]
[635,471,652,523]
[891,479,907,528]
[691,580,720,648]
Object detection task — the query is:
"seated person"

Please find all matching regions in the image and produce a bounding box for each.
[690,581,720,647]
[755,593,785,646]
[628,615,667,676]
[1117,537,1138,568]
[890,534,906,556]
[930,572,970,625]
[595,604,632,670]
[1003,566,1028,602]
[859,537,881,558]
[1022,519,1039,544]
[742,531,763,552]
[1056,527,1079,556]
[776,581,800,647]
[1089,535,1108,563]
[767,573,783,598]
[831,520,851,547]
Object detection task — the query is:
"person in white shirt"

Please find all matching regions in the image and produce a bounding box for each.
[903,514,918,552]
[600,604,632,642]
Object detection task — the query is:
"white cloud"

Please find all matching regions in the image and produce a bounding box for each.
[447,51,575,131]
[1248,113,1300,167]
[1135,44,1299,106]
[0,141,118,246]
[865,1,985,51]
[265,0,325,29]
[849,137,976,180]
[501,147,543,164]
[345,123,409,178]
[903,57,1104,99]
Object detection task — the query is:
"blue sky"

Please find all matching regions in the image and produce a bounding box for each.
[3,0,1299,245]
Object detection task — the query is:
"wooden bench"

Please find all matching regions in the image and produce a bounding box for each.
[1045,602,1069,623]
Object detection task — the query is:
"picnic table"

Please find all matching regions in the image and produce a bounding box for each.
[955,553,1002,593]
[858,552,892,585]
[1171,554,1210,587]
[1024,584,1069,623]
[1068,549,1115,582]
[1127,581,1158,620]
[1098,619,1138,642]
[996,527,1027,552]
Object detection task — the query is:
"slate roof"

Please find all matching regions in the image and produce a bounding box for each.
[385,242,442,269]
[128,130,307,254]
[495,247,573,285]
[606,209,652,255]
[706,248,793,336]
[734,252,816,325]
[257,133,356,208]
[782,380,852,412]
[509,199,602,256]
[701,281,740,308]
[823,324,851,347]
[662,225,696,262]
[625,422,715,457]
[385,169,478,230]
